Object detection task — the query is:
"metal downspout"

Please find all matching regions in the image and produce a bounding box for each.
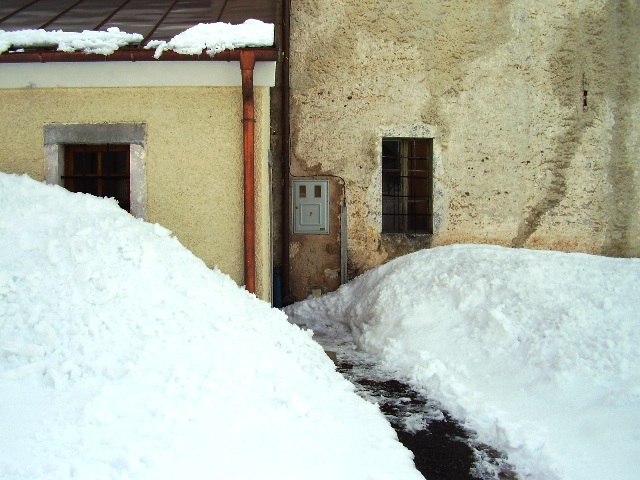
[281,0,292,303]
[240,50,256,294]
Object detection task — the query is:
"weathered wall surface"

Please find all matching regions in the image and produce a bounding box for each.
[289,0,640,286]
[0,86,272,300]
[288,175,344,300]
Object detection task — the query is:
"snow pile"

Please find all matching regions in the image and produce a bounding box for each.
[286,244,640,480]
[0,173,422,480]
[0,19,273,57]
[148,19,274,58]
[0,27,143,55]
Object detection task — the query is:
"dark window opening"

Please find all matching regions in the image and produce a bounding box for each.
[382,138,433,234]
[63,144,130,212]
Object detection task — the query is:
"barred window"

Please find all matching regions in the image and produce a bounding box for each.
[63,144,131,212]
[382,138,433,234]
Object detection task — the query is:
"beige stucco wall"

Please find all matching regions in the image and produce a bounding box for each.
[0,85,272,300]
[253,87,273,301]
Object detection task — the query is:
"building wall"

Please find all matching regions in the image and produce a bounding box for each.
[288,176,344,301]
[289,0,640,288]
[0,85,272,300]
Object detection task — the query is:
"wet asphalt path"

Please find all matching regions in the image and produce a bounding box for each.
[318,335,517,480]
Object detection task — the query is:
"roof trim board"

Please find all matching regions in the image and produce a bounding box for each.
[0,58,276,88]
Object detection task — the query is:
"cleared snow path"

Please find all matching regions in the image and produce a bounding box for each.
[312,330,516,480]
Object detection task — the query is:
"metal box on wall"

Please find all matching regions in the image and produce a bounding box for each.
[292,179,329,234]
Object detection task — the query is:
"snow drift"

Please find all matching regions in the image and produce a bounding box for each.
[0,173,422,480]
[286,244,640,480]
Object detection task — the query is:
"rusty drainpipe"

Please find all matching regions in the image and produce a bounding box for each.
[240,50,257,294]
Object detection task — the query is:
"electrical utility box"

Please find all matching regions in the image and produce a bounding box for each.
[292,179,329,234]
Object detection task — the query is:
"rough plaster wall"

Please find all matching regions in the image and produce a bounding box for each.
[290,0,640,280]
[458,0,640,257]
[0,86,272,300]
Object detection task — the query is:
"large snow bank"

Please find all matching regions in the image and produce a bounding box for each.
[286,244,640,480]
[0,173,422,480]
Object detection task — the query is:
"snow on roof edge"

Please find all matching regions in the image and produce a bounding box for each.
[0,20,275,59]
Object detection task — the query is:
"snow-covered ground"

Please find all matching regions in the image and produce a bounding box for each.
[0,173,423,480]
[3,171,639,480]
[286,242,640,479]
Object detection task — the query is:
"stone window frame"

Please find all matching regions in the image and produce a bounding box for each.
[44,123,146,219]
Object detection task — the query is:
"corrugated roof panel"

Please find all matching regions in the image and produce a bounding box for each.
[1,0,81,30]
[0,1,40,25]
[34,0,126,32]
[220,0,275,24]
[104,0,176,42]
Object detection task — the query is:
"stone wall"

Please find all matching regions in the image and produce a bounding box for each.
[289,0,640,286]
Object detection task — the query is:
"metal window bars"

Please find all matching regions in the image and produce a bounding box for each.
[382,138,433,234]
[62,144,131,212]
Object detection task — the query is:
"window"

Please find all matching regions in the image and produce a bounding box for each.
[382,138,433,234]
[44,123,146,219]
[63,144,131,212]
